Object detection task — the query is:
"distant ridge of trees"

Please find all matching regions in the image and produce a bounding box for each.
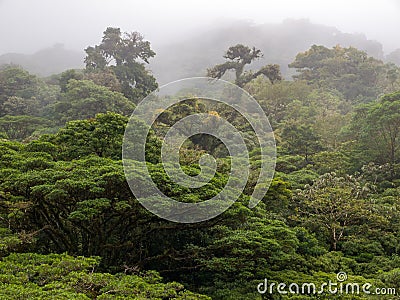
[150,19,389,83]
[2,19,400,82]
[0,44,84,76]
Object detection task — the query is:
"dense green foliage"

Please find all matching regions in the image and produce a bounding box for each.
[289,45,398,102]
[1,30,400,299]
[0,252,209,299]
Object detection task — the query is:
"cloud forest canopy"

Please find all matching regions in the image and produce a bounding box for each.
[0,26,400,299]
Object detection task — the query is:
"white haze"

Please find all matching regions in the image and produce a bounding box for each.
[0,0,399,55]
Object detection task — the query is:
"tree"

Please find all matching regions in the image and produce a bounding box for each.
[1,96,39,116]
[350,91,400,171]
[43,112,130,160]
[293,173,381,251]
[289,45,397,102]
[246,78,313,126]
[386,48,400,66]
[0,253,209,299]
[386,63,400,89]
[279,121,322,162]
[59,69,84,92]
[84,27,157,103]
[0,65,40,116]
[83,68,121,92]
[207,44,282,87]
[0,115,50,141]
[53,79,134,123]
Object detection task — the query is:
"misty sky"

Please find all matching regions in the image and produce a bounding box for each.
[0,0,399,55]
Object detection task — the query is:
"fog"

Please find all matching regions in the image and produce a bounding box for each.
[0,0,399,56]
